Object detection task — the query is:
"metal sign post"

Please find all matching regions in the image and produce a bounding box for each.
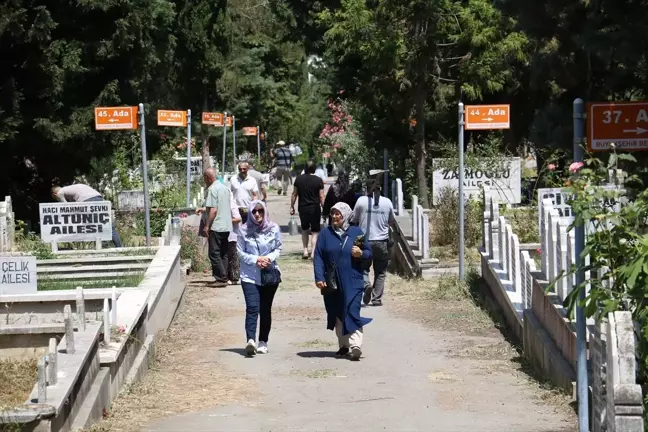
[233,116,237,168]
[573,98,589,432]
[186,109,192,207]
[458,102,465,281]
[139,103,151,246]
[222,112,228,173]
[383,148,388,196]
[257,126,261,161]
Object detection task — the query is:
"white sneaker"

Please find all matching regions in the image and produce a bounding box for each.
[245,339,256,356]
[257,341,268,354]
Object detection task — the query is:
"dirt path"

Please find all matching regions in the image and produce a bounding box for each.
[90,190,576,432]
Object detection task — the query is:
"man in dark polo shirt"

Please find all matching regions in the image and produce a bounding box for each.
[290,161,324,259]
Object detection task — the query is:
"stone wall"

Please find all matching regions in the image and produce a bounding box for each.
[480,186,644,430]
[0,195,15,252]
[591,311,644,432]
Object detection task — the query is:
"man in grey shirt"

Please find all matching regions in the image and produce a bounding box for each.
[203,168,233,287]
[352,177,395,306]
[51,183,122,247]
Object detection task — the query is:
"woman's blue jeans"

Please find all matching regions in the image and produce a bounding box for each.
[84,196,122,247]
[241,282,278,342]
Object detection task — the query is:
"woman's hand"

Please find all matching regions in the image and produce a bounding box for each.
[351,246,362,258]
[316,281,327,290]
[256,256,271,268]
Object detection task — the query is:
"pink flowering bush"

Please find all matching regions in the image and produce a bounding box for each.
[569,161,584,173]
[319,99,376,176]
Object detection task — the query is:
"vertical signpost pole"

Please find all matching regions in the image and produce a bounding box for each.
[383,148,388,196]
[573,98,588,432]
[139,103,151,247]
[186,109,192,208]
[233,116,237,169]
[222,112,228,174]
[257,126,261,161]
[458,102,465,281]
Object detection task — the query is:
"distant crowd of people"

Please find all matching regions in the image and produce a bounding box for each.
[197,140,396,361]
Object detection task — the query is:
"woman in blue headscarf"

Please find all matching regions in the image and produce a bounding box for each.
[313,202,372,360]
[237,200,283,356]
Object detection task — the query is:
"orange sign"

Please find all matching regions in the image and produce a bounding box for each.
[464,104,510,130]
[202,112,224,126]
[242,127,257,136]
[157,110,187,127]
[587,102,648,152]
[94,106,138,130]
[225,116,233,127]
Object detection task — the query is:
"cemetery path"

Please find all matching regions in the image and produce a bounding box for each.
[100,185,575,432]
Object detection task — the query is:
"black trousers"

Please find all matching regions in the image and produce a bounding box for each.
[208,231,230,282]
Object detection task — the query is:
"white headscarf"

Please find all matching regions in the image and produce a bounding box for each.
[331,202,353,231]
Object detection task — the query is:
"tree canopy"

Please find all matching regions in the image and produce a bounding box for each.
[3,0,648,215]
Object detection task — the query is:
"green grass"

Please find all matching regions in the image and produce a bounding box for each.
[37,274,146,291]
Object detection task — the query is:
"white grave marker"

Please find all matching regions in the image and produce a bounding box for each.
[39,201,113,243]
[0,255,37,294]
[432,157,521,205]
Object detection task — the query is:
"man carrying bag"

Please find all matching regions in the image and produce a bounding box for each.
[352,171,396,307]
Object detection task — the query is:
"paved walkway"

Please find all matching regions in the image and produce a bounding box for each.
[141,191,575,432]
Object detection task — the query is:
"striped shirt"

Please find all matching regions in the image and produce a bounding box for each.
[274,147,292,168]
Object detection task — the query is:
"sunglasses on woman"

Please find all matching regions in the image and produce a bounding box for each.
[252,208,265,215]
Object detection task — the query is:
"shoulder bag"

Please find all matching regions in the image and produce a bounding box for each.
[321,235,349,296]
[253,235,282,286]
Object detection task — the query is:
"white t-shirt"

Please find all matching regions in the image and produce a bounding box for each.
[352,195,395,241]
[230,175,259,208]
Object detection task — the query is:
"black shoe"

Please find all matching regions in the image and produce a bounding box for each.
[371,300,383,307]
[335,347,349,357]
[362,286,372,305]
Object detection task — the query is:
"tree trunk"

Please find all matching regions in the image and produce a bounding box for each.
[414,86,429,208]
[201,94,211,170]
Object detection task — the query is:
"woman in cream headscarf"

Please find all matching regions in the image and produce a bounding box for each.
[313,202,372,360]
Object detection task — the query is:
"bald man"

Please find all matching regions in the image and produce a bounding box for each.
[202,168,233,287]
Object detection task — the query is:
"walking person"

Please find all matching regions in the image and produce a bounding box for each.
[290,161,325,259]
[273,140,293,195]
[237,200,283,356]
[313,202,372,360]
[247,160,268,202]
[230,161,259,224]
[352,176,396,306]
[202,168,233,288]
[227,191,242,284]
[51,184,122,247]
[322,171,358,226]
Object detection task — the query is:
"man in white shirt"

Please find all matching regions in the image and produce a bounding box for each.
[352,176,395,307]
[230,161,259,223]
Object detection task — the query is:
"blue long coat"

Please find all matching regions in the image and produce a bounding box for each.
[313,225,373,335]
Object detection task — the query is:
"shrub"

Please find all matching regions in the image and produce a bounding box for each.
[430,186,482,251]
[505,207,539,243]
[14,220,55,260]
[180,225,209,272]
